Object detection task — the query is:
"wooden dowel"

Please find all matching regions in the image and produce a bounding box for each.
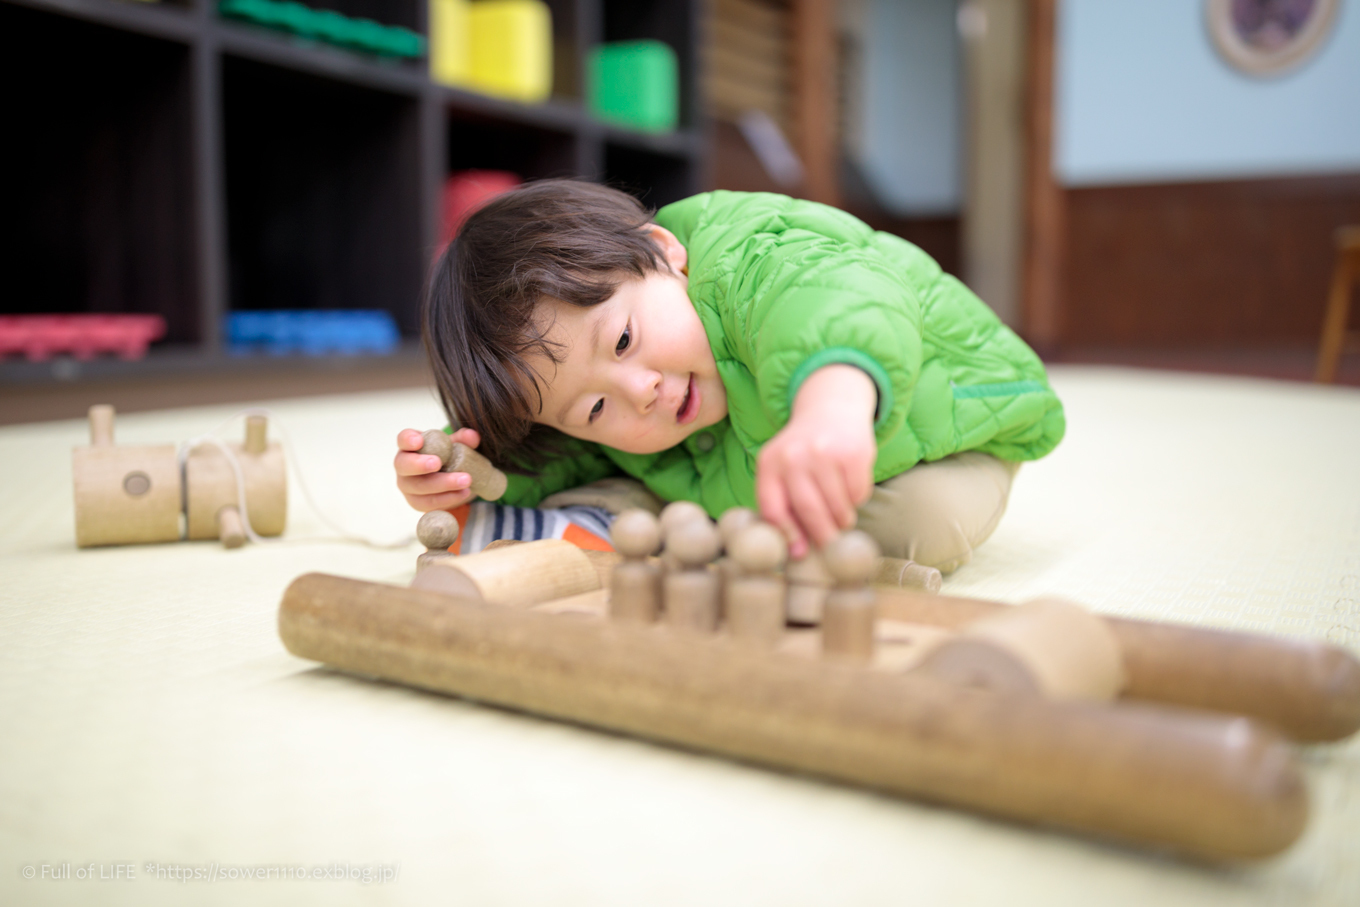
[88,404,114,448]
[419,429,508,500]
[217,505,246,549]
[278,573,1308,862]
[875,588,1360,743]
[244,415,267,455]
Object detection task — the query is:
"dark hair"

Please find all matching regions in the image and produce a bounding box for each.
[422,178,666,471]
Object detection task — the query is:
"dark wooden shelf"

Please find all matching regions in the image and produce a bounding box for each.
[0,0,704,397]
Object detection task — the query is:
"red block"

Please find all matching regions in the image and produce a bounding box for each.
[439,170,522,253]
[0,314,168,362]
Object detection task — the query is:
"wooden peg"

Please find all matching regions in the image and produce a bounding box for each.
[663,518,722,633]
[725,523,788,647]
[609,509,663,624]
[89,404,114,447]
[785,550,832,624]
[415,510,461,570]
[876,557,943,594]
[914,597,1127,701]
[717,507,759,550]
[218,505,246,549]
[419,429,508,500]
[821,531,880,662]
[245,414,268,455]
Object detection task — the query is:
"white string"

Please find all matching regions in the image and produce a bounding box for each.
[177,408,417,549]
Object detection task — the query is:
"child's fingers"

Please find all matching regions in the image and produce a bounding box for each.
[394,450,445,477]
[400,471,471,496]
[785,471,840,550]
[810,462,858,531]
[405,488,474,513]
[756,467,806,558]
[449,427,481,449]
[396,428,426,451]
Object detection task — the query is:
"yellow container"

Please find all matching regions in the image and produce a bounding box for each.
[430,0,471,88]
[468,0,552,103]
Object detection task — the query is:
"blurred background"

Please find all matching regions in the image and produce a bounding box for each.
[3,0,1359,424]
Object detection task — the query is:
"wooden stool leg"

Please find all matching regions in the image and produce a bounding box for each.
[1316,249,1355,384]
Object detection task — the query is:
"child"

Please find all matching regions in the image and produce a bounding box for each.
[396,180,1064,570]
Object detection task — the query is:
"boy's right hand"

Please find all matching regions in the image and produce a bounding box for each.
[394,427,482,512]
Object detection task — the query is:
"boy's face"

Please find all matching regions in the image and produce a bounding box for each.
[526,228,728,455]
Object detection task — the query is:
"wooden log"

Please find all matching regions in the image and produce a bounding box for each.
[72,444,182,547]
[915,597,1126,702]
[875,587,1360,743]
[414,539,599,608]
[278,573,1308,861]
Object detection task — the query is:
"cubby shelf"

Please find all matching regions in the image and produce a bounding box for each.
[0,0,704,387]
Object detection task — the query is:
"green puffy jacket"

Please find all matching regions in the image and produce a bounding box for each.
[501,191,1065,516]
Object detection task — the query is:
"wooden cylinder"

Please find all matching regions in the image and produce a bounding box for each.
[72,444,182,547]
[414,539,599,607]
[915,598,1125,701]
[184,441,287,540]
[217,505,246,549]
[726,576,786,646]
[278,573,1309,862]
[88,404,114,447]
[876,557,943,594]
[664,571,721,633]
[822,587,876,662]
[611,562,662,624]
[785,551,831,624]
[244,414,268,455]
[874,587,1360,743]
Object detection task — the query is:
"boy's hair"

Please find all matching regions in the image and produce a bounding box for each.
[423,179,666,471]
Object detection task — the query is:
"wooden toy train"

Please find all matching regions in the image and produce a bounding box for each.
[277,496,1360,863]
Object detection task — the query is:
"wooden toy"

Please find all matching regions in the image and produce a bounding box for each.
[662,519,722,634]
[184,414,286,544]
[73,405,287,549]
[608,509,663,624]
[820,531,879,662]
[276,504,1360,859]
[72,405,181,547]
[785,549,831,623]
[418,428,508,500]
[416,510,461,570]
[278,567,1327,861]
[413,538,601,607]
[915,597,1126,701]
[724,522,787,647]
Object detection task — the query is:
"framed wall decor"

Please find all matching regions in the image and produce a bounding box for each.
[1206,0,1342,76]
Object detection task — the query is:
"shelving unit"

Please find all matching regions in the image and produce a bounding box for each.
[0,0,704,391]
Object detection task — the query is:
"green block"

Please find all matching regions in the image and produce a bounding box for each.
[588,40,678,133]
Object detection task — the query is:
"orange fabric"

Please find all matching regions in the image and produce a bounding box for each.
[562,522,614,552]
[444,504,471,555]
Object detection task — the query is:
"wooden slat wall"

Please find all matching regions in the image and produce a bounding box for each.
[703,0,791,130]
[1062,175,1360,346]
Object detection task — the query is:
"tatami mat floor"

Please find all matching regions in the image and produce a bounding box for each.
[2,366,1358,906]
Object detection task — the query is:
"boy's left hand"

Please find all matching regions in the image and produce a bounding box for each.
[756,364,878,559]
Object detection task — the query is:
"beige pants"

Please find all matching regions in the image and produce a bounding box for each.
[545,452,1018,576]
[856,452,1019,574]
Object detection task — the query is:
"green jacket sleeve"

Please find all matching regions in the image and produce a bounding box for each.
[498,436,621,508]
[696,194,925,446]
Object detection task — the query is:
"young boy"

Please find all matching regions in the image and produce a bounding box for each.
[396,180,1064,570]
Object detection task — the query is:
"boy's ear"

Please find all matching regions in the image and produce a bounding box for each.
[644,224,688,274]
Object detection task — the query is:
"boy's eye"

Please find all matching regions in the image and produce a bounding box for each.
[589,399,604,423]
[615,326,631,354]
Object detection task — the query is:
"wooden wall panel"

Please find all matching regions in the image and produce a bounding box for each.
[1062,174,1360,346]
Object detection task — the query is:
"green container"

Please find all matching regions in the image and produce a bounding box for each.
[588,40,678,133]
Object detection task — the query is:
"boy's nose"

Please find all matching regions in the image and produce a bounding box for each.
[623,368,662,412]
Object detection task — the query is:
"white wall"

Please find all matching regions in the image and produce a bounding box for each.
[1056,0,1360,187]
[854,0,963,215]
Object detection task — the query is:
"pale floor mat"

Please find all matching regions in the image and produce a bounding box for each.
[1,367,1357,906]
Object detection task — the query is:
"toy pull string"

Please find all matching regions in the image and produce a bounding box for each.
[177,408,417,550]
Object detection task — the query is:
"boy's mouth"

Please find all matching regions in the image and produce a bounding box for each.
[676,374,699,424]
